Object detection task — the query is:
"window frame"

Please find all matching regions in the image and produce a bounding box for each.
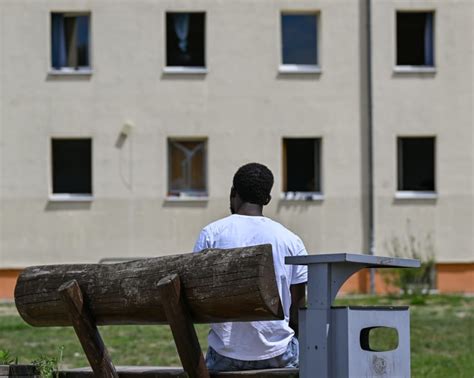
[49,137,94,202]
[281,137,323,201]
[49,11,93,75]
[396,136,437,199]
[166,137,208,200]
[163,11,208,74]
[394,10,436,73]
[279,11,321,74]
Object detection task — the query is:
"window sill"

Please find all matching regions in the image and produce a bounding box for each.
[165,195,209,202]
[395,191,437,200]
[278,65,321,74]
[163,67,208,74]
[48,68,93,76]
[49,194,94,202]
[393,66,436,74]
[280,192,324,201]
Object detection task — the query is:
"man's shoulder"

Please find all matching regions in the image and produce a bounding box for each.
[201,215,234,233]
[265,218,301,239]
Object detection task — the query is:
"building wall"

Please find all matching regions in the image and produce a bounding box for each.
[0,0,366,268]
[372,0,473,263]
[0,0,472,297]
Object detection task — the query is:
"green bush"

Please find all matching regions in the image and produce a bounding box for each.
[383,220,436,298]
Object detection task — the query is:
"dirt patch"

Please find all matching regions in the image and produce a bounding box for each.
[0,304,19,316]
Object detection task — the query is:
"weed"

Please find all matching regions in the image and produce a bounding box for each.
[382,219,436,296]
[0,349,15,365]
[31,346,64,378]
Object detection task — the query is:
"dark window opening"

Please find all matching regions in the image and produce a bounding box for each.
[398,137,435,191]
[168,140,207,196]
[166,13,205,67]
[281,14,318,65]
[396,12,434,66]
[283,138,321,192]
[51,13,90,69]
[52,139,92,194]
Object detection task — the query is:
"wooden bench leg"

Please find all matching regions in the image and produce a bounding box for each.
[157,274,210,378]
[58,280,118,378]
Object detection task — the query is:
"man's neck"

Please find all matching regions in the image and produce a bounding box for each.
[236,203,263,216]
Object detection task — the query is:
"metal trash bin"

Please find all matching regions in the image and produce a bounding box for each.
[331,306,410,377]
[286,253,419,378]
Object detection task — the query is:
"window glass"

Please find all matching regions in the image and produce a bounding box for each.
[166,13,205,67]
[168,140,207,196]
[397,137,435,191]
[396,12,434,66]
[52,139,92,194]
[51,13,91,69]
[281,14,318,65]
[283,138,321,192]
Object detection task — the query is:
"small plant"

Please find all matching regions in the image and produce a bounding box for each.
[383,219,436,300]
[31,346,64,378]
[31,356,57,378]
[0,349,15,365]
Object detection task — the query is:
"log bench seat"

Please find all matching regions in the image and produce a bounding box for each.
[58,366,299,378]
[15,244,295,378]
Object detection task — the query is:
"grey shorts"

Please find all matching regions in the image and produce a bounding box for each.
[205,337,299,372]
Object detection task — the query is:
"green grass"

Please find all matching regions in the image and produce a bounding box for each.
[1,295,473,377]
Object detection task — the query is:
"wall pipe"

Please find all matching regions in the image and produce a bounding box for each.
[366,0,375,294]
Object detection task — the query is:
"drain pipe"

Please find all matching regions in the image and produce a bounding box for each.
[366,0,375,294]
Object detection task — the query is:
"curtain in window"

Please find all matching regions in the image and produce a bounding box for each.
[76,16,90,67]
[51,14,66,68]
[173,13,190,53]
[424,13,434,66]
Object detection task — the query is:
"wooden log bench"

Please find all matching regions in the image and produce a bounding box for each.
[14,244,298,378]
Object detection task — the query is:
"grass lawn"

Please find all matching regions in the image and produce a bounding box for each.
[1,294,473,377]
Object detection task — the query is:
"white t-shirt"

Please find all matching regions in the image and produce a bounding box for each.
[193,214,308,361]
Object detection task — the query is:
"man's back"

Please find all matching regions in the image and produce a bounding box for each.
[194,214,307,361]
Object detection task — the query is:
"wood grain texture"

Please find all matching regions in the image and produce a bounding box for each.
[157,275,209,378]
[15,244,283,326]
[58,280,118,378]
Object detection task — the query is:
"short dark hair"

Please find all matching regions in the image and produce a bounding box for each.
[233,163,274,205]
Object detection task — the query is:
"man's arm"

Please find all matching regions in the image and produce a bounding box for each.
[289,283,306,337]
[193,228,210,253]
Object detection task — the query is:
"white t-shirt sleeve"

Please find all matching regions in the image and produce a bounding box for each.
[291,240,308,285]
[193,228,210,252]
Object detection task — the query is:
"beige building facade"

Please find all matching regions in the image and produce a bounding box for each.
[0,0,472,298]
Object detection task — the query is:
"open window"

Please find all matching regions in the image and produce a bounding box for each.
[166,12,206,71]
[397,137,435,195]
[168,139,207,198]
[51,138,92,199]
[280,13,319,73]
[396,12,434,68]
[51,12,91,72]
[283,138,322,200]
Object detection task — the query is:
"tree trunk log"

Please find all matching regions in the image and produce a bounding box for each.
[15,244,283,326]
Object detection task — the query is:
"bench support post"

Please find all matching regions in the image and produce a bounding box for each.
[157,274,210,378]
[58,280,118,378]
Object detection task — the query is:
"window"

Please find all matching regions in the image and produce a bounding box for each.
[166,12,205,69]
[168,139,207,197]
[281,13,318,72]
[51,139,92,197]
[396,12,434,67]
[51,13,91,71]
[397,137,435,193]
[283,138,322,199]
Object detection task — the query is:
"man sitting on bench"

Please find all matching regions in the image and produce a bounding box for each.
[194,162,308,372]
